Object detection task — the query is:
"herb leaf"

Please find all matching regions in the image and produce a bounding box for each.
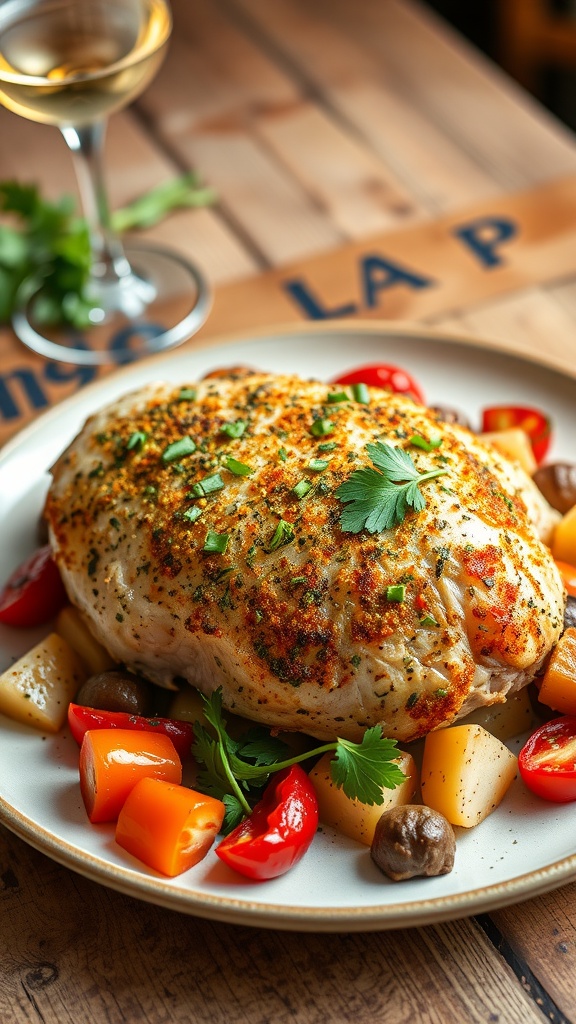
[192,690,406,828]
[336,441,447,534]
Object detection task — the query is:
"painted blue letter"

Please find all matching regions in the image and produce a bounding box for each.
[454,217,518,268]
[361,255,435,308]
[282,279,358,320]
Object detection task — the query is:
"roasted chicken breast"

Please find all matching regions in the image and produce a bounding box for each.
[45,371,564,742]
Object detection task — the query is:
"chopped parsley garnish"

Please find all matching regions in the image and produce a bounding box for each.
[188,472,225,497]
[162,436,196,463]
[225,457,253,477]
[220,419,246,439]
[177,387,197,401]
[292,479,312,499]
[327,390,349,403]
[203,531,229,554]
[310,418,334,437]
[409,434,442,452]
[291,576,307,585]
[126,431,147,452]
[267,519,295,551]
[192,689,407,829]
[278,447,288,462]
[336,442,447,534]
[308,458,329,472]
[351,382,370,404]
[420,613,439,627]
[386,584,406,602]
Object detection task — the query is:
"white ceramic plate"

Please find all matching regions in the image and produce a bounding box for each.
[2,321,576,932]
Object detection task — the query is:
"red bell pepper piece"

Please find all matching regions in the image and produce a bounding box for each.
[519,717,576,803]
[331,363,425,404]
[0,545,68,627]
[67,703,194,761]
[481,405,552,465]
[215,764,319,880]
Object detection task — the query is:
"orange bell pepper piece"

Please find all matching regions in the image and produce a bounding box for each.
[115,777,226,876]
[555,560,576,598]
[538,628,576,716]
[79,728,182,824]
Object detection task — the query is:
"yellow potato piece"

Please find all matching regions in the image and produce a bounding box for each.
[552,505,576,566]
[456,689,535,742]
[55,605,116,675]
[0,632,86,732]
[480,427,537,476]
[309,750,417,846]
[421,724,517,828]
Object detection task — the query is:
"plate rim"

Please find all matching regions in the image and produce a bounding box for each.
[2,317,576,931]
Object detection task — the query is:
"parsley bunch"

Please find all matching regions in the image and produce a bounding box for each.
[0,174,216,328]
[192,689,407,833]
[336,441,447,534]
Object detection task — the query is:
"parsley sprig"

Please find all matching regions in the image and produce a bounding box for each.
[192,689,406,832]
[336,441,447,534]
[0,176,216,327]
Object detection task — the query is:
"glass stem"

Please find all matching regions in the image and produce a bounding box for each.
[61,121,132,286]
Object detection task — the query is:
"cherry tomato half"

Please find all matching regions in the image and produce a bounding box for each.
[331,363,425,404]
[518,716,576,803]
[481,405,552,465]
[0,545,68,628]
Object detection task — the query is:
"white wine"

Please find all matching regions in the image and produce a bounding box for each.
[0,0,171,127]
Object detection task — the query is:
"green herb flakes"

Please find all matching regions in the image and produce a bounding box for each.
[182,506,202,524]
[310,418,334,438]
[351,382,370,404]
[126,431,147,452]
[203,531,229,554]
[327,390,349,404]
[225,457,253,477]
[308,458,329,473]
[188,473,225,498]
[220,419,246,439]
[162,436,196,463]
[386,584,406,602]
[292,479,312,499]
[268,519,295,552]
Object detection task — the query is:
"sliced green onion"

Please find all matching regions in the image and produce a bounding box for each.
[278,447,288,462]
[318,441,337,452]
[225,457,253,477]
[292,479,312,499]
[386,584,406,602]
[351,382,370,404]
[308,458,328,472]
[410,434,442,452]
[203,530,229,554]
[126,431,147,451]
[221,419,246,439]
[182,506,202,524]
[420,613,439,627]
[188,472,225,498]
[310,418,334,437]
[177,387,197,402]
[291,576,307,585]
[327,390,349,404]
[268,519,294,551]
[162,436,196,463]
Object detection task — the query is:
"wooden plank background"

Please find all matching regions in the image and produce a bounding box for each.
[3,1,576,1022]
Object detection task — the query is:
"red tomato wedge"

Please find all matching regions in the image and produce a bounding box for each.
[0,545,68,627]
[116,778,225,876]
[481,405,552,465]
[79,728,182,823]
[331,363,425,404]
[519,717,576,803]
[68,703,194,761]
[216,764,319,880]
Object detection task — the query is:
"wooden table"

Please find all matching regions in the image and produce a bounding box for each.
[3,1,576,1021]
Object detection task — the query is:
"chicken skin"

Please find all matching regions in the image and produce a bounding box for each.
[45,371,564,743]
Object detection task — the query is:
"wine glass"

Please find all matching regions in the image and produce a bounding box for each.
[0,0,210,365]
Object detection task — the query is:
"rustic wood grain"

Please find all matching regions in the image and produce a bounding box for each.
[0,827,546,1024]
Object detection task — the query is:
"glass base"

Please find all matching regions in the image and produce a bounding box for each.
[12,242,212,366]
